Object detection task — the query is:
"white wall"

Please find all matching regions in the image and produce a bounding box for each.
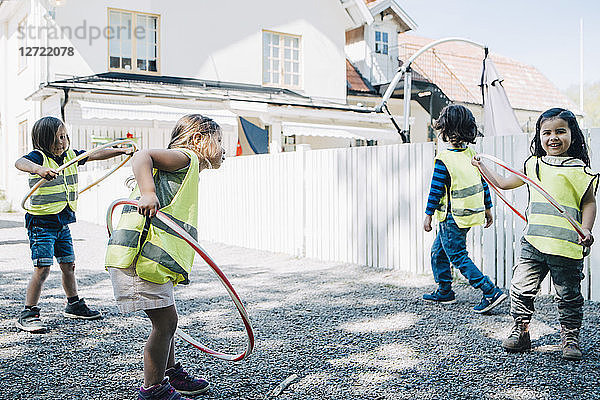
[42,0,347,102]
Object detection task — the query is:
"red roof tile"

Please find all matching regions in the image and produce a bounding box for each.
[346,59,373,93]
[397,34,578,112]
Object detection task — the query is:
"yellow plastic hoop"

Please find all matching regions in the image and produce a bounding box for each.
[21,139,138,211]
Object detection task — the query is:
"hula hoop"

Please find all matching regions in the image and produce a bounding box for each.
[476,153,586,240]
[107,199,254,362]
[21,139,138,211]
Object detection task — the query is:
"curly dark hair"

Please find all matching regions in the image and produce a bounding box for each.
[530,108,589,166]
[433,104,478,145]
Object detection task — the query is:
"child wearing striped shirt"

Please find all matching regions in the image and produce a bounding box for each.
[423,105,506,313]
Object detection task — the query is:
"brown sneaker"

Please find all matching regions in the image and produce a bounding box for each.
[561,326,582,361]
[502,318,531,352]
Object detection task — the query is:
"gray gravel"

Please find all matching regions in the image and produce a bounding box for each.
[1,212,599,400]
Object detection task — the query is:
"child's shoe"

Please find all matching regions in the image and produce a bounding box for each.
[165,362,209,395]
[560,326,582,361]
[63,298,102,320]
[473,287,507,313]
[138,378,191,400]
[15,306,47,333]
[502,318,531,352]
[423,289,456,304]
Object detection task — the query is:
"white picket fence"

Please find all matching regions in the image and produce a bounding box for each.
[71,126,600,301]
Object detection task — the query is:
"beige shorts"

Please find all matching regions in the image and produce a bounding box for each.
[108,265,175,313]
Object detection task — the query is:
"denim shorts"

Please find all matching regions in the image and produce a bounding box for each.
[27,225,75,267]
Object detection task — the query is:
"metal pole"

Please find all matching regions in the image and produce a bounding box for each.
[403,68,412,135]
[376,37,486,112]
[580,18,584,116]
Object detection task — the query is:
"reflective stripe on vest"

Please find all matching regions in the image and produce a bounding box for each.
[524,156,598,259]
[27,149,79,215]
[434,147,485,228]
[105,148,200,285]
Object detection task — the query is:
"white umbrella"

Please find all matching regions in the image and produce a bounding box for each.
[480,56,522,136]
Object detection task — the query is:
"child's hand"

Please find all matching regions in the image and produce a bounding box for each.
[484,208,494,228]
[137,193,160,218]
[579,228,594,247]
[121,146,136,156]
[423,214,433,232]
[36,166,58,180]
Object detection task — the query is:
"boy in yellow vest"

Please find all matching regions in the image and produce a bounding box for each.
[423,105,506,313]
[14,116,132,333]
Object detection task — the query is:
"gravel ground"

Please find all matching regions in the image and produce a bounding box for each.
[1,212,599,400]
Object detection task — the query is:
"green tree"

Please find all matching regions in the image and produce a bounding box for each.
[566,82,600,128]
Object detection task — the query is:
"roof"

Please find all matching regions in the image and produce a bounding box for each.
[28,72,376,113]
[397,34,578,112]
[346,60,377,94]
[365,0,417,32]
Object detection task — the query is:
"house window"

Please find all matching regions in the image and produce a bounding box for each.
[18,17,27,71]
[375,31,388,55]
[263,31,301,88]
[108,9,159,73]
[18,120,29,155]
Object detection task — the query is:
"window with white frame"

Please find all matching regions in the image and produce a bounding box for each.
[262,31,301,88]
[18,120,29,155]
[375,30,388,55]
[109,9,159,73]
[18,17,27,71]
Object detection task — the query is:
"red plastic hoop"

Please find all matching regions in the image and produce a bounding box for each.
[22,139,138,211]
[476,153,586,240]
[107,199,254,362]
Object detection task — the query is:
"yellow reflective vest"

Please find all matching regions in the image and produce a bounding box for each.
[524,156,598,259]
[105,148,199,285]
[434,146,486,228]
[28,149,79,215]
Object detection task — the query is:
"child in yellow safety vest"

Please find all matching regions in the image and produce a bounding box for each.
[105,114,225,400]
[14,116,133,333]
[473,108,598,361]
[423,105,507,313]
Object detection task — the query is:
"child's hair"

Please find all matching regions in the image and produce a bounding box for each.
[531,108,590,166]
[433,104,478,145]
[31,116,67,153]
[168,114,223,169]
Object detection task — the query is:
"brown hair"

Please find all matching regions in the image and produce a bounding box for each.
[168,114,223,169]
[31,116,68,154]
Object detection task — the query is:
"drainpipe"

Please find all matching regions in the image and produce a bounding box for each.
[61,88,70,122]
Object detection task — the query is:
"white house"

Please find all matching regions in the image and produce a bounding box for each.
[0,0,421,209]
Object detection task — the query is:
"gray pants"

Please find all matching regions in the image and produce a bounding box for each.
[510,238,584,329]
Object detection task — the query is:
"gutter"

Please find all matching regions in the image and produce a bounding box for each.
[28,82,379,114]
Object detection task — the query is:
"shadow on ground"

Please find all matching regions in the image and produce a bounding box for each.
[1,216,599,400]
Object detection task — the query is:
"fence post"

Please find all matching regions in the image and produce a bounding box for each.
[296,144,310,257]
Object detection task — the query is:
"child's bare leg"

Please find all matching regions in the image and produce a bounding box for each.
[167,336,176,369]
[59,262,78,298]
[143,305,178,387]
[25,266,51,306]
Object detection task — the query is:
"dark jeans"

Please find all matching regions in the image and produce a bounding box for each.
[430,213,494,294]
[510,238,584,329]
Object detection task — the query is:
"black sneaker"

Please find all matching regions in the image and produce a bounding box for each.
[15,307,47,333]
[63,298,102,320]
[166,362,210,395]
[138,378,192,400]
